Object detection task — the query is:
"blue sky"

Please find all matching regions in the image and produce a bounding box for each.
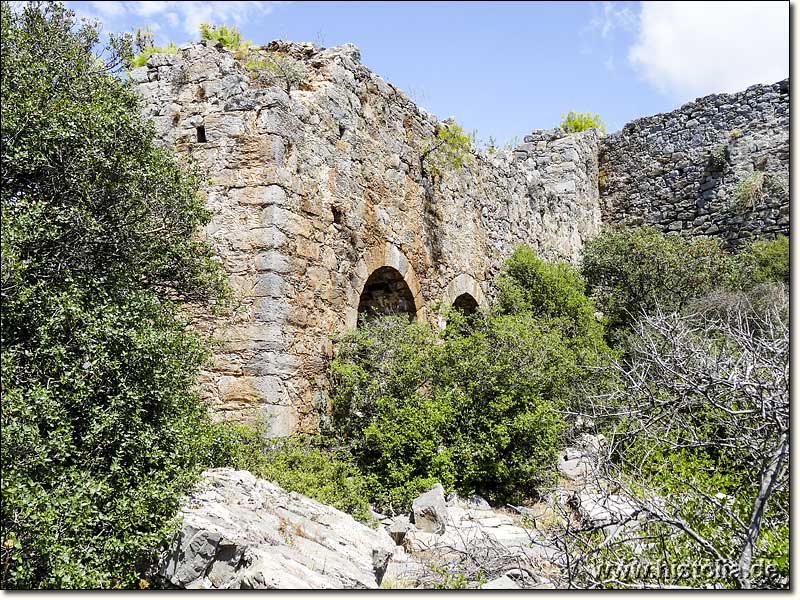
[66,1,789,144]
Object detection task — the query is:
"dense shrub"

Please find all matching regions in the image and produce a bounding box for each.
[326,247,611,512]
[207,424,374,524]
[560,111,606,134]
[1,3,228,588]
[496,245,605,344]
[581,225,734,344]
[199,22,249,50]
[731,235,789,287]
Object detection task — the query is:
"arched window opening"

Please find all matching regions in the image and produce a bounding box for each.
[452,292,479,315]
[357,266,416,324]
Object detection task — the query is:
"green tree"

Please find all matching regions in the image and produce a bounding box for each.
[420,119,474,177]
[199,22,249,50]
[581,226,733,344]
[1,2,228,588]
[326,247,612,510]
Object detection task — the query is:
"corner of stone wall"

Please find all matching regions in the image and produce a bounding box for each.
[507,127,603,262]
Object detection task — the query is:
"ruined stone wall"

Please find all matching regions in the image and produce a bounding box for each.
[599,80,789,246]
[133,41,602,434]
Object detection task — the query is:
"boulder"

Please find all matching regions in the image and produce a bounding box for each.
[388,514,413,545]
[381,547,427,589]
[157,469,395,589]
[446,492,492,510]
[411,483,448,534]
[483,575,521,589]
[558,447,593,480]
[570,490,643,528]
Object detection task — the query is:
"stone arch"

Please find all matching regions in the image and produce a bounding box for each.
[438,273,486,326]
[346,243,425,328]
[452,292,479,315]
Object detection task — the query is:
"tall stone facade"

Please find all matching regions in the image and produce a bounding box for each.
[599,80,789,246]
[133,41,602,433]
[133,40,789,434]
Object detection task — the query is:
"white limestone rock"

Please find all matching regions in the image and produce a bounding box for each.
[411,483,448,534]
[157,468,395,589]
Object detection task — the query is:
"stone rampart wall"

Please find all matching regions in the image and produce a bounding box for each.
[599,80,789,246]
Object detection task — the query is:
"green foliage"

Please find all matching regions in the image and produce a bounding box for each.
[241,50,308,93]
[421,119,474,176]
[199,22,249,50]
[560,110,606,134]
[709,142,729,171]
[207,424,375,525]
[731,235,789,287]
[496,245,604,343]
[326,247,611,512]
[130,42,178,68]
[729,128,743,140]
[1,2,228,588]
[582,226,734,344]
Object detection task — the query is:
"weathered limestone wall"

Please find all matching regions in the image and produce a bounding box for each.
[599,80,789,246]
[133,41,602,434]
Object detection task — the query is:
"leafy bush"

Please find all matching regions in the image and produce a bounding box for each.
[1,3,228,588]
[207,424,375,525]
[496,245,604,343]
[199,22,249,50]
[582,225,734,344]
[731,235,789,287]
[326,247,611,512]
[560,111,606,134]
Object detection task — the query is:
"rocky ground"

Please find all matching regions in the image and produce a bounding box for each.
[155,434,647,589]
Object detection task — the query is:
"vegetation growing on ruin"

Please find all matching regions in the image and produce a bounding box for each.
[560,110,606,134]
[242,50,309,93]
[199,22,251,50]
[130,42,178,68]
[0,2,789,591]
[730,171,787,213]
[420,119,474,176]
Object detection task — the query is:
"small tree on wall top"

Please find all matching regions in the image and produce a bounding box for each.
[420,119,474,178]
[560,110,606,134]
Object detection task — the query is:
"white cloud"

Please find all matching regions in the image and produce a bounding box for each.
[588,1,637,39]
[629,1,789,100]
[68,1,285,42]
